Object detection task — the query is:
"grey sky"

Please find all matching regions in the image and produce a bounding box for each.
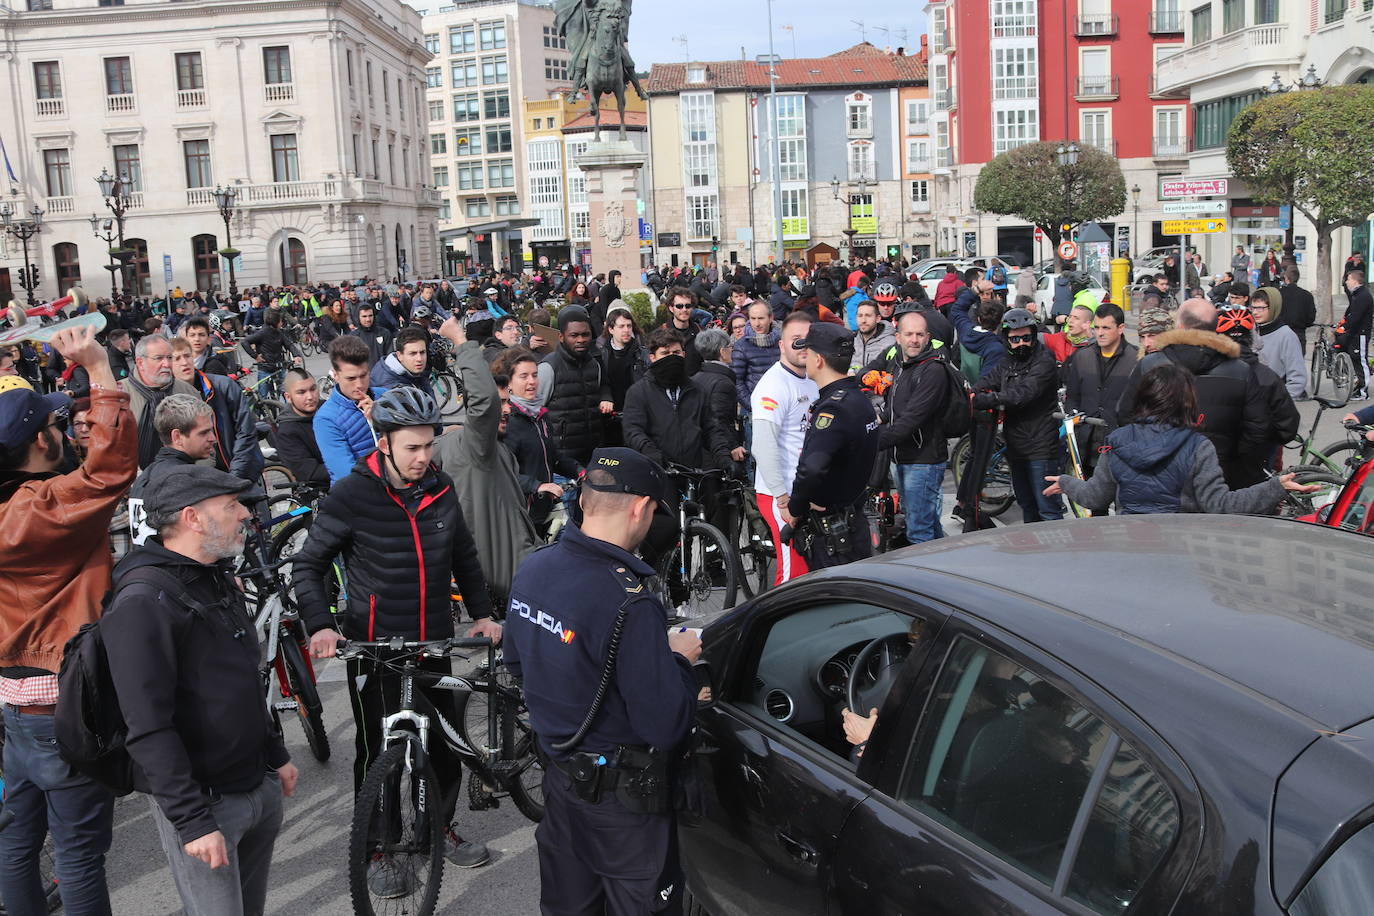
[624,1,928,68]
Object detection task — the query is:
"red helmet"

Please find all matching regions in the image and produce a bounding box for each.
[872,281,900,304]
[1216,305,1254,335]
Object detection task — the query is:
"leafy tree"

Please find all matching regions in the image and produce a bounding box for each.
[974,141,1127,265]
[1228,85,1374,322]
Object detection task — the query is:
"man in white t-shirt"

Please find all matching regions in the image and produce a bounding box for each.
[751,311,819,584]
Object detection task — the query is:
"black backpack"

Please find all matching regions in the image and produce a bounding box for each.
[939,357,975,439]
[990,264,1008,286]
[54,566,195,797]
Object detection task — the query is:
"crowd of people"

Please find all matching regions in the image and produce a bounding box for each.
[0,243,1363,914]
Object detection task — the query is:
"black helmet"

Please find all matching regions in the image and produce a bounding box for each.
[1000,308,1037,334]
[372,387,442,433]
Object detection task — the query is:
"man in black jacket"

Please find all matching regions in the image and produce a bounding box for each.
[536,307,612,465]
[293,387,501,871]
[105,465,297,916]
[590,269,622,336]
[349,303,393,367]
[1279,266,1316,354]
[1118,298,1270,489]
[971,308,1064,522]
[273,369,330,487]
[879,310,951,542]
[1063,303,1138,484]
[1337,270,1373,399]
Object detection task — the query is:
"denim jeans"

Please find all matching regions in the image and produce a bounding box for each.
[0,706,114,916]
[895,462,947,543]
[147,772,284,916]
[1010,457,1065,522]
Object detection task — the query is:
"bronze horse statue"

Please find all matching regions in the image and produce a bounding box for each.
[581,3,645,142]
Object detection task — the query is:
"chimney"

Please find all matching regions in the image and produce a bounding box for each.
[896,46,905,56]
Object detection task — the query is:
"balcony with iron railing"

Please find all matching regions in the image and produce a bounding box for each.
[1153,137,1188,158]
[106,93,135,114]
[177,88,206,109]
[1075,75,1120,100]
[1076,13,1119,36]
[264,82,295,103]
[1083,137,1117,156]
[35,97,64,118]
[1149,9,1185,33]
[1154,22,1294,94]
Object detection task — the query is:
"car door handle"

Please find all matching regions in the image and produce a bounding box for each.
[775,830,818,865]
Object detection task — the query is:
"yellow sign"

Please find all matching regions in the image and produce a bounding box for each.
[1161,218,1228,235]
[850,202,876,235]
[782,217,809,239]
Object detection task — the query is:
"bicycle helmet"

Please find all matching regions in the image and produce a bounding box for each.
[207,313,222,333]
[0,375,34,394]
[1000,308,1037,334]
[872,280,900,304]
[1215,304,1255,337]
[410,305,433,321]
[371,387,442,433]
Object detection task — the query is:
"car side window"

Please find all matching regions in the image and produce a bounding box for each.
[736,603,928,762]
[898,638,1179,913]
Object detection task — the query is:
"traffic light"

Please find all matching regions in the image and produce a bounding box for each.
[1061,223,1073,235]
[710,235,719,252]
[886,245,900,258]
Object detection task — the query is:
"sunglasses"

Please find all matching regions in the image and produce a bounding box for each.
[1006,332,1034,343]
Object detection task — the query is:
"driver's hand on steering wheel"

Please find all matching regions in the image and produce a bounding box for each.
[842,707,879,750]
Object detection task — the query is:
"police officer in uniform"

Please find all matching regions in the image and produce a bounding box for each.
[781,324,882,568]
[505,447,702,915]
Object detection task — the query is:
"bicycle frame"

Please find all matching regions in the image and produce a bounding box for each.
[1055,393,1107,519]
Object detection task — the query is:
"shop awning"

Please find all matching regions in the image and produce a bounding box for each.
[438,218,541,243]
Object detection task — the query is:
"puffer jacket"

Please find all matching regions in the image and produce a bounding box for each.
[291,450,493,640]
[731,328,781,409]
[539,345,611,464]
[313,386,378,484]
[971,341,1061,461]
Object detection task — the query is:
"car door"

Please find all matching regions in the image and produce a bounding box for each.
[920,266,947,302]
[681,586,946,916]
[830,616,1200,915]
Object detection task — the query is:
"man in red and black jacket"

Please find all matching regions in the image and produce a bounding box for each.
[291,385,502,870]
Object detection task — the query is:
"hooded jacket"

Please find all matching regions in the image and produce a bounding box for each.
[291,450,494,640]
[933,273,962,311]
[851,322,897,375]
[1060,421,1287,516]
[104,541,289,844]
[370,351,434,397]
[273,410,330,486]
[1254,287,1307,400]
[878,347,950,464]
[971,338,1061,460]
[1118,329,1270,486]
[314,386,379,484]
[950,295,1008,384]
[0,387,137,674]
[732,327,781,409]
[193,370,265,481]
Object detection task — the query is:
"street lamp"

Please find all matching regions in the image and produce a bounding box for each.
[95,167,133,298]
[1055,143,1080,267]
[88,213,119,298]
[1131,184,1141,259]
[2,196,45,306]
[212,184,240,301]
[831,175,870,260]
[1261,66,1324,261]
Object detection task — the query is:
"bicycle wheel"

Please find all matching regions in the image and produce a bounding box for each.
[318,375,336,401]
[1279,469,1345,519]
[261,464,296,492]
[277,631,330,762]
[348,743,444,916]
[434,372,464,419]
[1330,351,1357,399]
[1318,439,1369,476]
[733,498,772,599]
[658,520,737,620]
[1310,344,1325,397]
[954,436,1014,517]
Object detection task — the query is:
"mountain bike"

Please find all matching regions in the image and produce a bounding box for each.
[342,636,541,916]
[950,432,1014,517]
[718,475,773,599]
[1310,323,1355,400]
[655,466,738,621]
[1285,395,1363,478]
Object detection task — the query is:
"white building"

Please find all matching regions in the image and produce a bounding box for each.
[0,0,441,303]
[1154,2,1374,287]
[416,0,567,271]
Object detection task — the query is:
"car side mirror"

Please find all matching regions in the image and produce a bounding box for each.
[693,661,717,710]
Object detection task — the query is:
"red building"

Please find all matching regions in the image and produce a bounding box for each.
[927,0,1188,264]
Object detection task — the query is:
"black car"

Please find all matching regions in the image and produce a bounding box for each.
[681,515,1374,915]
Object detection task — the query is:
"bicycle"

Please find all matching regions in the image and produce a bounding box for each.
[341,636,541,916]
[864,480,906,554]
[1053,407,1108,518]
[1309,323,1356,401]
[655,466,738,621]
[718,475,774,598]
[429,367,464,420]
[949,432,1014,517]
[1285,395,1365,478]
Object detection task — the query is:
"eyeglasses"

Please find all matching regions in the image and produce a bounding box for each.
[142,354,173,362]
[72,420,95,431]
[672,303,694,309]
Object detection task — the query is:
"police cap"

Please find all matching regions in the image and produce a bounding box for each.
[584,447,672,514]
[792,322,856,360]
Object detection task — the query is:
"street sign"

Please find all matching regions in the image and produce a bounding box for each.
[162,254,173,287]
[1279,205,1292,230]
[1034,227,1043,241]
[1162,218,1228,235]
[1057,240,1078,261]
[1161,200,1226,215]
[657,232,681,248]
[1160,178,1229,199]
[638,219,652,241]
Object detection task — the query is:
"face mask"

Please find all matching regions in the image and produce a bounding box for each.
[1007,338,1035,360]
[650,354,687,388]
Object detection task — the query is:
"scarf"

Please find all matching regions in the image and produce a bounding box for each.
[510,392,544,415]
[125,372,177,466]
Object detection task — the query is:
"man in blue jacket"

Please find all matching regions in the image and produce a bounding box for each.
[314,335,379,484]
[369,327,434,396]
[169,339,264,483]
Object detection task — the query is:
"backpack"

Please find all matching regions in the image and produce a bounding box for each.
[939,357,975,438]
[54,566,195,797]
[990,265,1008,286]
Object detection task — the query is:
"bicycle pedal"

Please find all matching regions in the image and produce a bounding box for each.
[273,699,299,713]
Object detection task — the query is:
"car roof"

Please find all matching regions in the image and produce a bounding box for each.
[856,515,1374,731]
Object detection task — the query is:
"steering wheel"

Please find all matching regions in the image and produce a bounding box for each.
[847,633,910,717]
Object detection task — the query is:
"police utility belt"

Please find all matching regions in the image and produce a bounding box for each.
[548,745,673,813]
[793,506,864,560]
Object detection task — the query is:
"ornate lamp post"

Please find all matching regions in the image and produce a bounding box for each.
[1,197,45,306]
[1263,64,1325,262]
[1055,142,1081,268]
[212,184,240,301]
[89,213,119,298]
[95,167,133,297]
[1131,183,1142,259]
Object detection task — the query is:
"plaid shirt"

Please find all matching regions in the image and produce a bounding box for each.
[0,675,59,707]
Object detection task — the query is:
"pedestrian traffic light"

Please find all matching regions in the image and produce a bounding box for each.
[711,235,719,252]
[886,245,900,258]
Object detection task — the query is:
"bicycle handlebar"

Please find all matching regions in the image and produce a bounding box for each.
[1052,411,1108,427]
[335,635,493,657]
[1343,421,1373,431]
[665,464,729,479]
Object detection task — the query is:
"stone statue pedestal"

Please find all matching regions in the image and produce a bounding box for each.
[576,141,645,295]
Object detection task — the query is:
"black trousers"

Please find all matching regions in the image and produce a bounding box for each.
[536,773,681,916]
[346,654,464,826]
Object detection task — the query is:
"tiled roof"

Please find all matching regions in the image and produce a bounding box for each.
[644,47,926,95]
[563,109,648,131]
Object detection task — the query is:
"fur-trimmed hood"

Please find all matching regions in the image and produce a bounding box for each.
[1151,328,1241,375]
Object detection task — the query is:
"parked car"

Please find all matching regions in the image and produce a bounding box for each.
[1033,273,1105,313]
[909,261,972,301]
[681,515,1374,915]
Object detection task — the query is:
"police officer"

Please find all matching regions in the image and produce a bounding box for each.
[505,447,702,916]
[781,324,881,568]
